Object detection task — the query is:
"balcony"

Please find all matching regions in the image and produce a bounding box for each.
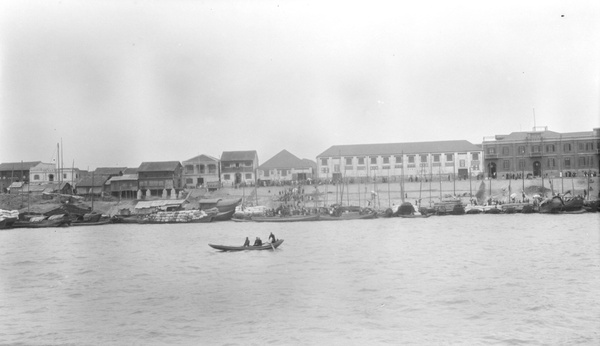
[529,152,543,158]
[485,153,498,159]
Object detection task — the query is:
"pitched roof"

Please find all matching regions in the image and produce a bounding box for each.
[138,161,182,172]
[94,167,126,175]
[259,150,314,170]
[221,151,258,162]
[317,140,481,157]
[183,154,219,163]
[77,176,109,187]
[108,174,138,182]
[0,161,42,171]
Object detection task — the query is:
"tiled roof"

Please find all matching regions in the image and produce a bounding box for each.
[317,140,481,158]
[94,167,126,175]
[109,174,138,182]
[259,150,314,170]
[138,161,182,172]
[77,176,109,187]
[221,151,258,162]
[183,154,219,163]
[0,161,42,171]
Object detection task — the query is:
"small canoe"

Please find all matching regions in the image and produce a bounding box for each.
[251,214,320,222]
[209,239,284,252]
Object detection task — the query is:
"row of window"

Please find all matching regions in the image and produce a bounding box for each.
[222,162,253,168]
[501,156,596,169]
[488,142,597,155]
[223,173,253,180]
[184,164,217,174]
[321,153,480,166]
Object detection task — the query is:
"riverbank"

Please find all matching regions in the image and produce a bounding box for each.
[1,176,597,216]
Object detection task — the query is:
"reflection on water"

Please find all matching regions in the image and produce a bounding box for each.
[1,214,599,345]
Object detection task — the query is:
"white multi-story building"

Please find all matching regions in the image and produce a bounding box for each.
[316,140,483,182]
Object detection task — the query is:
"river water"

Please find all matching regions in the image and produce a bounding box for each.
[1,213,599,345]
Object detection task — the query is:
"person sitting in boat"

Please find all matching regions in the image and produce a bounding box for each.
[253,237,262,246]
[268,232,276,243]
[243,237,250,247]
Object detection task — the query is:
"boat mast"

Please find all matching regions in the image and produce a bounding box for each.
[400,151,405,203]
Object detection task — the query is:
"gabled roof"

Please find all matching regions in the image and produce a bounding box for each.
[221,151,258,162]
[123,167,138,174]
[183,154,219,163]
[138,161,182,172]
[317,140,481,158]
[94,167,126,175]
[109,174,138,182]
[77,176,109,187]
[0,161,42,171]
[259,150,314,170]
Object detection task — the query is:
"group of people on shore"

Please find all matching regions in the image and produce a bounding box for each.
[243,232,277,247]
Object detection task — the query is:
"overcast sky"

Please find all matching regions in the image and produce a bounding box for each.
[1,0,598,170]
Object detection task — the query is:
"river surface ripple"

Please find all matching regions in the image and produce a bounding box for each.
[1,214,599,345]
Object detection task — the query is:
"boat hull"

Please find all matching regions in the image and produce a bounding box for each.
[209,239,284,251]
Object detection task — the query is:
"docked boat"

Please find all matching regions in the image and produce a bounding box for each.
[212,209,236,222]
[251,214,320,222]
[71,218,113,226]
[320,211,378,221]
[538,196,564,214]
[398,214,432,218]
[209,239,284,251]
[198,198,242,213]
[12,214,71,228]
[140,210,213,224]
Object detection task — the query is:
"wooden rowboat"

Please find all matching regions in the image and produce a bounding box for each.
[209,239,284,252]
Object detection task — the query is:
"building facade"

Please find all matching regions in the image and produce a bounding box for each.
[481,128,600,179]
[316,140,483,182]
[182,155,220,188]
[257,149,316,184]
[220,151,259,186]
[137,161,183,197]
[0,161,41,193]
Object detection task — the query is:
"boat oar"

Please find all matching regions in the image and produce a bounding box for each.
[269,242,275,250]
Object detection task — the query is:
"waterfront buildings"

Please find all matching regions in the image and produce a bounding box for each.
[316,140,483,182]
[220,151,258,186]
[257,149,316,184]
[481,127,600,179]
[137,161,183,197]
[182,155,220,188]
[0,161,41,193]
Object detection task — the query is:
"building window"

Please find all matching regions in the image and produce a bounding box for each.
[224,174,230,180]
[459,160,466,168]
[321,158,328,166]
[518,146,526,155]
[235,163,240,168]
[185,165,193,174]
[564,158,571,168]
[383,157,389,164]
[395,155,403,163]
[208,164,216,174]
[547,158,556,168]
[245,162,252,167]
[578,143,584,151]
[357,157,364,165]
[518,159,525,170]
[334,164,340,173]
[199,165,205,174]
[446,154,453,161]
[223,163,230,168]
[281,170,287,177]
[345,157,352,165]
[34,174,40,180]
[563,143,572,152]
[63,174,67,179]
[585,142,593,151]
[408,156,415,163]
[370,157,377,164]
[245,173,252,179]
[503,160,510,169]
[433,154,440,162]
[532,145,541,153]
[546,144,555,153]
[186,178,193,184]
[472,153,479,160]
[502,147,510,155]
[487,147,496,154]
[48,174,54,182]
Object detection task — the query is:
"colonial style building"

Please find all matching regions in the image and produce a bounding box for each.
[0,161,41,193]
[220,151,258,186]
[482,127,600,179]
[316,140,483,182]
[137,161,183,198]
[109,174,139,199]
[257,149,316,184]
[182,155,220,188]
